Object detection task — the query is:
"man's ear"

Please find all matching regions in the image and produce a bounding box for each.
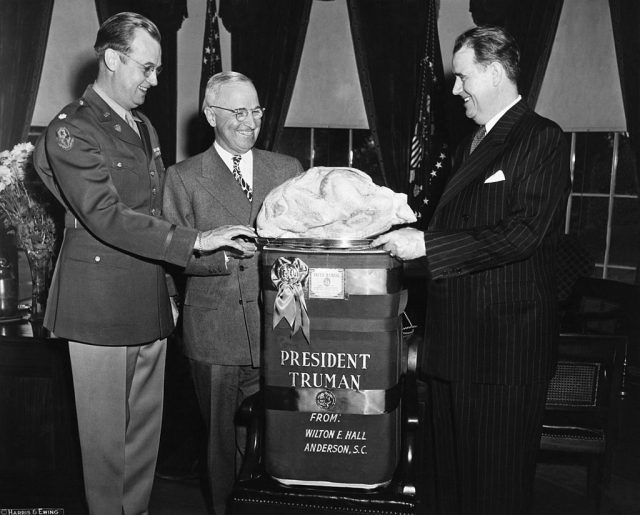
[490,61,505,86]
[204,107,216,128]
[103,48,119,73]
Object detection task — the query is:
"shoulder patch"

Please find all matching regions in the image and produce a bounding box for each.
[56,126,74,151]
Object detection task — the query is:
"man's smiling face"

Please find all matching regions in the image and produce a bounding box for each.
[451,45,496,126]
[207,82,262,155]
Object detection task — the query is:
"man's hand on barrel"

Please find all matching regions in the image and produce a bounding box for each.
[371,228,426,260]
[198,225,257,257]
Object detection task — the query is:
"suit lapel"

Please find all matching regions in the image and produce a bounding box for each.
[433,100,529,216]
[250,150,272,222]
[199,146,251,223]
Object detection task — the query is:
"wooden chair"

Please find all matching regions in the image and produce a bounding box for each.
[540,333,627,514]
[228,336,420,515]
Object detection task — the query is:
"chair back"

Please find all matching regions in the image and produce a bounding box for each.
[546,360,602,409]
[542,333,627,452]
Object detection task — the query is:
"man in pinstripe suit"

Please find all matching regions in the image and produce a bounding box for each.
[373,26,570,514]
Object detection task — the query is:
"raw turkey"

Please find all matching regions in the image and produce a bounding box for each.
[257,166,416,239]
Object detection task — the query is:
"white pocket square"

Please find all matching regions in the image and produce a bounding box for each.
[484,170,505,183]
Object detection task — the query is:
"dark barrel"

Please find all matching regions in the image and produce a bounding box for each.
[261,242,406,488]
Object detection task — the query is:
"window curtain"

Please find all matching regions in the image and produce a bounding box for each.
[0,0,54,150]
[95,0,187,167]
[609,0,640,283]
[470,0,564,107]
[220,0,312,152]
[609,0,640,185]
[347,0,426,193]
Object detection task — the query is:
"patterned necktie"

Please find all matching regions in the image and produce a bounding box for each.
[470,125,486,153]
[232,155,252,202]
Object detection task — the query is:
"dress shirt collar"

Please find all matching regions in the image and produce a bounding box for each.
[484,94,522,134]
[214,141,254,188]
[92,83,137,123]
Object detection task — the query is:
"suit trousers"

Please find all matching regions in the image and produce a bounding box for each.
[69,339,166,515]
[426,377,548,515]
[189,360,260,515]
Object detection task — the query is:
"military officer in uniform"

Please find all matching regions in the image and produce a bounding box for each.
[33,12,255,515]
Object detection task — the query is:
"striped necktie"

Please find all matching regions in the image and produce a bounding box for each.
[470,125,486,153]
[232,155,252,202]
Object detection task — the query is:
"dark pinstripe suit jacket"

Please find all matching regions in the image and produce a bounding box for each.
[422,100,570,384]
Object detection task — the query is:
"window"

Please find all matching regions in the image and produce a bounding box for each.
[277,128,382,186]
[566,132,640,283]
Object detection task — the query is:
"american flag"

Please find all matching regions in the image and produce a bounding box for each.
[199,0,223,108]
[408,0,451,227]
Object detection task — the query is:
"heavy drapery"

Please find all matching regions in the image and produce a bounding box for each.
[95,0,187,167]
[609,0,640,186]
[347,0,426,192]
[0,0,54,150]
[220,0,312,152]
[470,0,564,108]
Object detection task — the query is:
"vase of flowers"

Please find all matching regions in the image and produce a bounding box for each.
[0,142,57,321]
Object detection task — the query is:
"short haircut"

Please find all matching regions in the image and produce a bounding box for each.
[453,25,520,84]
[202,71,255,113]
[94,12,161,58]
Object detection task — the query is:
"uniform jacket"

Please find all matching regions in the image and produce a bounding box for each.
[162,145,303,366]
[422,100,570,384]
[33,85,197,345]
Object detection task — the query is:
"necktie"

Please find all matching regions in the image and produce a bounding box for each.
[232,155,252,202]
[125,111,140,137]
[470,125,486,153]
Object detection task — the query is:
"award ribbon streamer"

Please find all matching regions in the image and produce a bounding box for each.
[271,257,310,343]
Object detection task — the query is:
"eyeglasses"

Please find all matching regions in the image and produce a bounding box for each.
[115,50,163,77]
[208,105,265,122]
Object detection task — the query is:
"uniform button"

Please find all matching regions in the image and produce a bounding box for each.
[238,300,243,305]
[94,256,101,262]
[150,171,155,177]
[152,187,157,195]
[116,162,122,168]
[151,208,157,215]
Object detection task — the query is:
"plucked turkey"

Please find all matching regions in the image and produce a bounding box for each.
[256,166,416,239]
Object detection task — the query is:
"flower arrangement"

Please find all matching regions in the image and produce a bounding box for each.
[0,142,57,254]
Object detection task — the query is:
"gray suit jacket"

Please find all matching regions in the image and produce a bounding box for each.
[163,145,302,366]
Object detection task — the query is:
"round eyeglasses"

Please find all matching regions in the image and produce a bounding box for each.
[208,105,266,122]
[115,50,163,77]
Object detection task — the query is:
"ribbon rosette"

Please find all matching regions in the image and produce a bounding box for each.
[271,257,310,343]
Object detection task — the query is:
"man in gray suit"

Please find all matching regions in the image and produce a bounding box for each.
[373,26,570,514]
[163,71,303,515]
